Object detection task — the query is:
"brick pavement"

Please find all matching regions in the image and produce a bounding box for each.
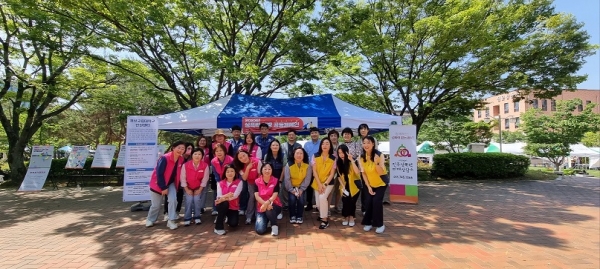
[0,177,598,269]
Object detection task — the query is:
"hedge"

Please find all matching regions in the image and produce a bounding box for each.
[432,153,529,179]
[26,158,124,178]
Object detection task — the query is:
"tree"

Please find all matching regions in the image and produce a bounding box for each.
[581,131,600,147]
[522,99,600,171]
[492,130,527,143]
[321,0,597,134]
[0,0,112,182]
[58,0,324,109]
[419,116,493,153]
[335,92,388,114]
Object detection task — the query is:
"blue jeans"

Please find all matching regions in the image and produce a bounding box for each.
[288,191,304,219]
[184,191,202,221]
[255,205,281,235]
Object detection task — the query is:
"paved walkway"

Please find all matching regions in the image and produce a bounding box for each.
[0,177,598,269]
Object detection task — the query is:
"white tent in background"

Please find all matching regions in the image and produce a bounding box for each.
[569,143,599,157]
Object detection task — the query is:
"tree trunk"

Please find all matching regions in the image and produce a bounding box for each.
[7,140,27,184]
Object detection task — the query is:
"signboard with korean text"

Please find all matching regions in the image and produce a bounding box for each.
[18,146,54,192]
[91,145,117,168]
[388,125,418,204]
[242,117,318,133]
[123,116,158,202]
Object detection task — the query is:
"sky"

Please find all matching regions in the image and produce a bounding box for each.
[553,0,600,90]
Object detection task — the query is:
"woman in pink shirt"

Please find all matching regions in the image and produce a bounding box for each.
[180,148,210,226]
[254,163,282,236]
[214,164,243,235]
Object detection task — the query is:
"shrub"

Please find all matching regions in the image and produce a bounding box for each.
[562,168,576,175]
[432,153,530,179]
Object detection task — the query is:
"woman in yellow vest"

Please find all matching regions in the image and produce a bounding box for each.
[283,147,312,224]
[311,138,336,229]
[359,136,388,234]
[336,144,361,227]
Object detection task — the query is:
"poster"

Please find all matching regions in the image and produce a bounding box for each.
[116,145,126,168]
[123,116,158,202]
[388,125,418,204]
[242,117,318,133]
[91,145,116,168]
[19,168,51,191]
[29,146,54,168]
[65,146,89,169]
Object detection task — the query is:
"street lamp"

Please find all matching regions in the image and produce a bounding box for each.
[484,115,502,153]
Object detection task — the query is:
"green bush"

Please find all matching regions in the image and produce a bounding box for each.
[26,158,124,178]
[562,168,576,175]
[432,153,530,179]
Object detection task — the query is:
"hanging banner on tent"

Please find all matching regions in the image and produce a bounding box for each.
[116,146,126,168]
[389,125,418,204]
[124,116,158,202]
[65,146,89,169]
[91,145,116,168]
[242,117,318,133]
[29,146,54,168]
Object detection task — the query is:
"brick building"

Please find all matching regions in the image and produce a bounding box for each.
[473,89,600,132]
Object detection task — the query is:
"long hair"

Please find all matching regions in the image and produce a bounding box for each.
[336,144,351,176]
[244,131,257,151]
[233,149,251,172]
[315,137,334,158]
[264,139,284,163]
[361,136,378,163]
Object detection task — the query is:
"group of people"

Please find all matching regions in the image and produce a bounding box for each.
[145,123,389,236]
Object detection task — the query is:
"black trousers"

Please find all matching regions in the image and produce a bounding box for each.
[361,185,387,227]
[215,201,240,230]
[342,192,360,218]
[305,177,315,209]
[164,187,184,214]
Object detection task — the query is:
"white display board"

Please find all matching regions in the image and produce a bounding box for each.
[65,146,89,169]
[123,116,158,202]
[19,145,54,192]
[116,145,126,168]
[91,145,116,168]
[388,125,418,204]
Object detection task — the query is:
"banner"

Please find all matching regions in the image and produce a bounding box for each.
[116,145,126,168]
[28,146,54,168]
[123,116,158,202]
[388,125,418,204]
[19,145,54,192]
[242,117,318,133]
[91,145,116,168]
[65,146,89,169]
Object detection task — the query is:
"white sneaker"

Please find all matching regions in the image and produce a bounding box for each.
[271,225,279,236]
[349,220,355,227]
[145,220,154,227]
[238,210,245,216]
[167,220,178,230]
[194,219,202,225]
[163,214,169,221]
[290,217,297,224]
[342,220,348,226]
[375,225,385,234]
[277,213,283,220]
[245,218,252,225]
[211,210,218,216]
[214,229,226,235]
[184,220,191,226]
[363,225,372,232]
[296,217,303,224]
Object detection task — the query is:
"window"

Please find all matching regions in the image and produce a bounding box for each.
[504,103,509,114]
[514,117,520,128]
[477,110,481,118]
[504,118,510,129]
[578,103,583,112]
[514,101,520,112]
[586,100,592,106]
[541,99,547,111]
[551,100,556,111]
[485,109,490,117]
[532,99,538,109]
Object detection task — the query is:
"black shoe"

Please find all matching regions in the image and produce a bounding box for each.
[317,217,323,222]
[319,221,329,229]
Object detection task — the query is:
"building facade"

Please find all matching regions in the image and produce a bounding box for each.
[473,89,600,132]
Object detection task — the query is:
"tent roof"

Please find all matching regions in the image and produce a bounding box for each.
[417,141,435,154]
[156,94,400,135]
[569,144,600,157]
